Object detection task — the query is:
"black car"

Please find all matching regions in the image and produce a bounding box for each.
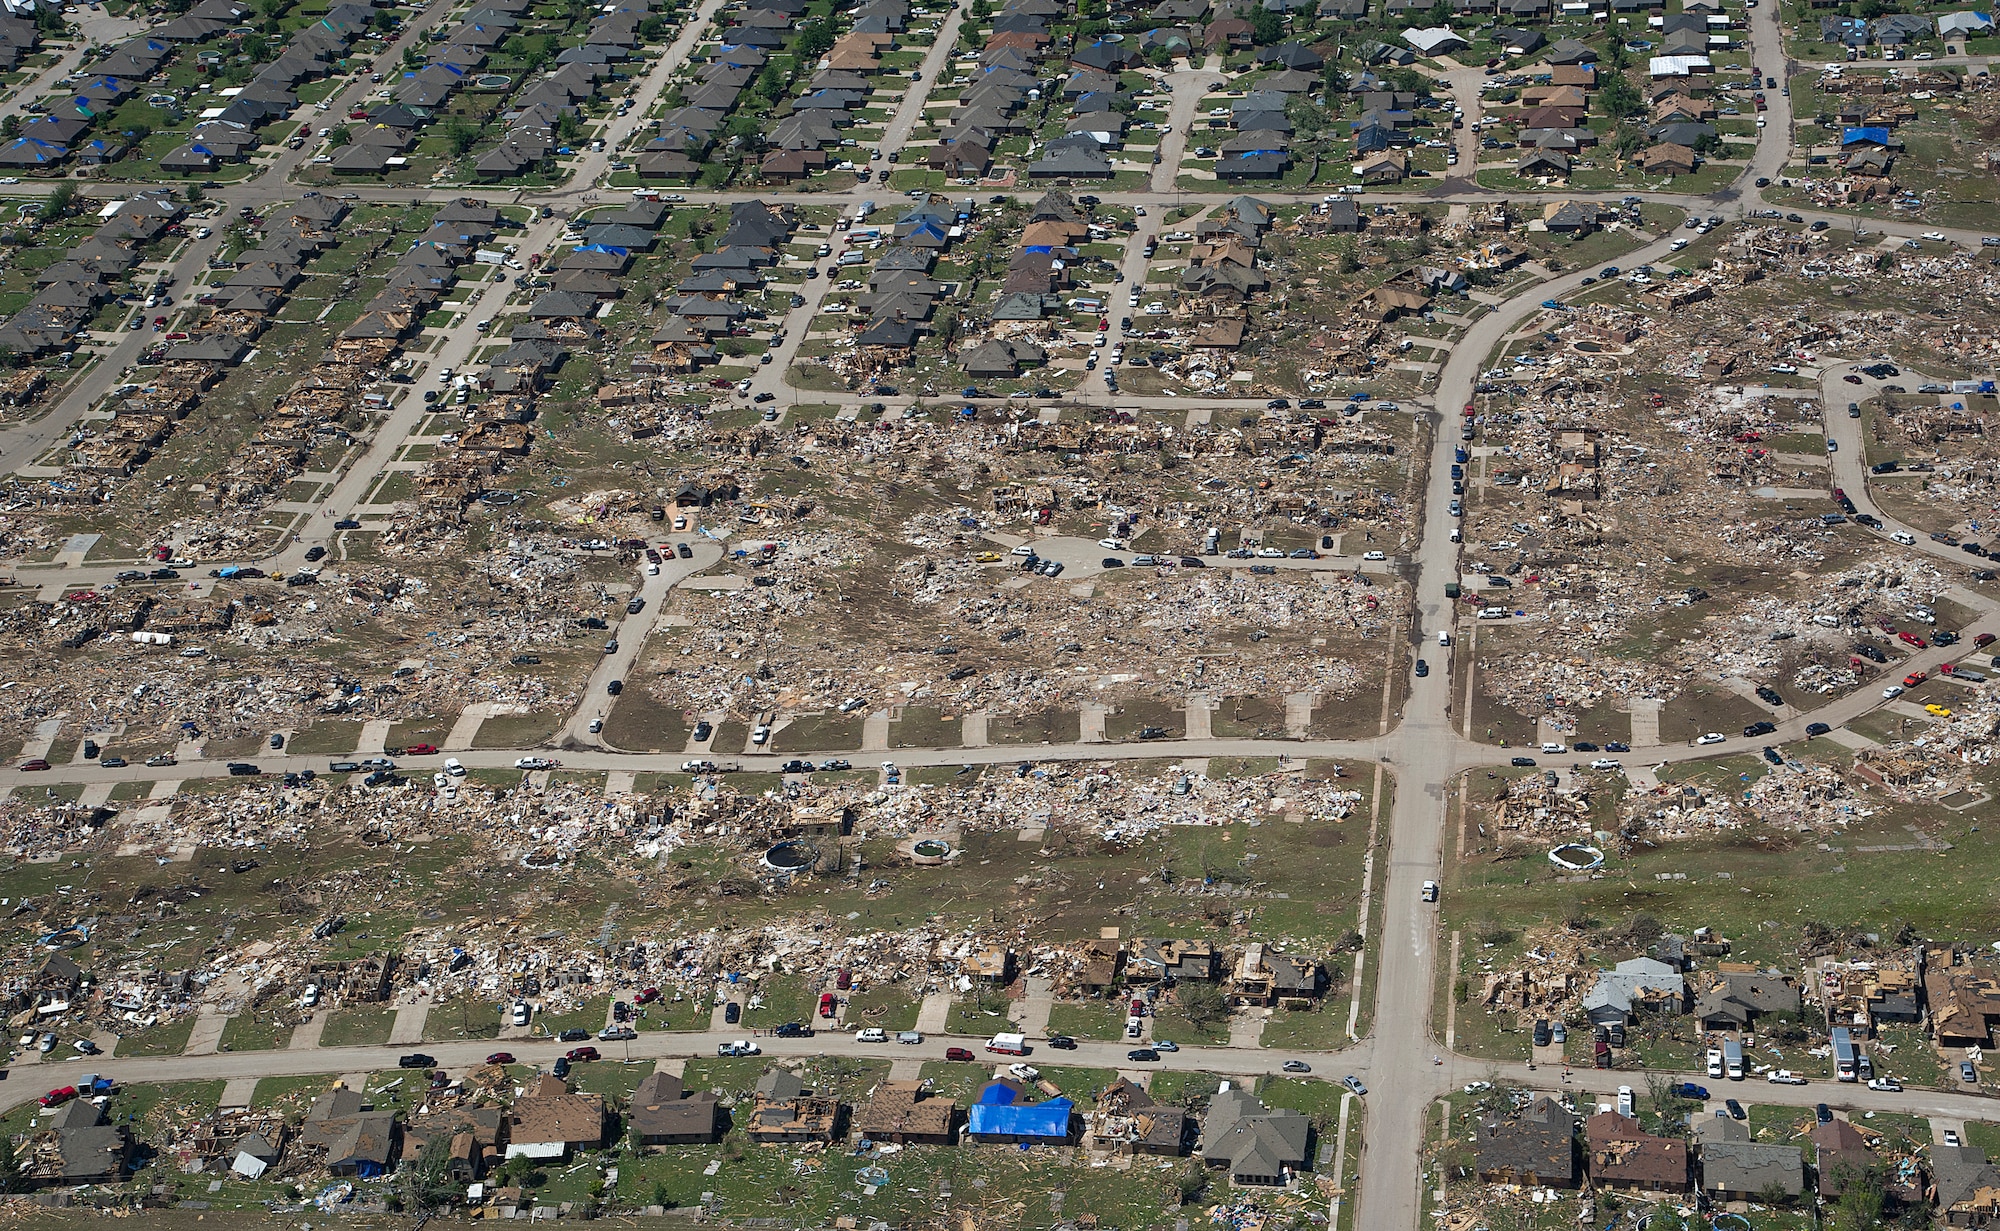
[115,570,146,582]
[774,1023,815,1038]
[398,1053,437,1069]
[677,543,692,558]
[1856,644,1887,663]
[1126,1048,1160,1062]
[1805,722,1830,736]
[1102,557,1124,569]
[304,546,327,562]
[1510,756,1536,767]
[334,519,361,530]
[1762,746,1783,765]
[1414,660,1429,677]
[1744,720,1776,737]
[511,654,541,665]
[1603,742,1630,753]
[1935,630,1961,646]
[693,721,713,741]
[607,680,623,695]
[724,1002,741,1024]
[1532,1019,1552,1047]
[627,597,645,614]
[1725,1098,1745,1119]
[1756,686,1784,706]
[330,761,360,772]
[150,567,180,580]
[1572,741,1598,752]
[226,762,262,776]
[101,756,127,768]
[1299,398,1327,409]
[1815,1103,1833,1124]
[552,1056,571,1078]
[1047,1035,1078,1049]
[558,1029,590,1043]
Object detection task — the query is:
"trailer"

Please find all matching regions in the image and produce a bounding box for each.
[1724,1038,1745,1080]
[1833,1026,1858,1081]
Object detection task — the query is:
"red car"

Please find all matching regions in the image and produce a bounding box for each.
[818,992,836,1017]
[38,1086,76,1108]
[485,1052,516,1066]
[1899,632,1928,649]
[18,759,49,772]
[404,743,438,756]
[945,1047,975,1062]
[565,1046,600,1062]
[835,967,852,990]
[1905,671,1928,687]
[1979,633,1998,649]
[634,987,660,1005]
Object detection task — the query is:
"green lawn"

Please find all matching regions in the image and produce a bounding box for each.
[317,1002,397,1048]
[1045,1000,1129,1042]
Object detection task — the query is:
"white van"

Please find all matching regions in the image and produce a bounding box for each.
[444,757,465,776]
[1617,1085,1634,1117]
[1437,630,1451,645]
[1707,1048,1724,1078]
[855,1027,887,1043]
[1890,530,1916,545]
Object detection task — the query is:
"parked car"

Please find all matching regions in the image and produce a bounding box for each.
[1047,1035,1078,1050]
[1342,1075,1368,1095]
[945,1046,976,1062]
[485,1052,516,1065]
[1282,1060,1312,1073]
[1126,1048,1160,1062]
[398,1053,437,1069]
[565,1046,600,1062]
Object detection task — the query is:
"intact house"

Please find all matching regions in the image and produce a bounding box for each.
[504,1075,608,1161]
[629,1072,723,1147]
[1200,1084,1310,1186]
[1475,1094,1576,1187]
[966,1080,1075,1147]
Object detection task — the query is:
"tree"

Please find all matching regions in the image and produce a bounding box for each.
[1597,72,1642,119]
[1249,5,1284,43]
[0,1136,22,1195]
[1322,62,1348,95]
[445,118,482,155]
[795,17,835,57]
[1604,37,1629,69]
[43,181,76,221]
[1827,1164,1886,1231]
[1177,981,1231,1029]
[397,1135,459,1214]
[1384,66,1426,93]
[0,114,18,139]
[1425,0,1450,23]
[753,62,784,104]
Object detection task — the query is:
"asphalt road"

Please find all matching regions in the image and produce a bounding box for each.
[6,1,2000,1220]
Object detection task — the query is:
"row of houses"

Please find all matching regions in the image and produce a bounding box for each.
[636,198,795,372]
[0,191,183,360]
[61,195,363,494]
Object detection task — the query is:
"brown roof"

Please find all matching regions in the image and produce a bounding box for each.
[1585,1112,1687,1190]
[506,1076,606,1148]
[629,1072,721,1139]
[852,1081,955,1137]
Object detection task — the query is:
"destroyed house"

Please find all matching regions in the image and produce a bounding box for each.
[1586,1112,1687,1193]
[1934,1143,2000,1226]
[1925,955,2000,1047]
[1475,1095,1577,1186]
[1090,1077,1189,1156]
[1582,957,1685,1025]
[852,1081,957,1144]
[1693,970,1800,1031]
[1128,938,1216,983]
[1228,943,1325,1007]
[744,1070,843,1144]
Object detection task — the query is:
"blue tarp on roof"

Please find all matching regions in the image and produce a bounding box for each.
[1842,126,1890,146]
[1023,244,1054,253]
[966,1086,1073,1140]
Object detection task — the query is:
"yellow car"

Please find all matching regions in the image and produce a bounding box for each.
[1927,704,1953,718]
[973,551,1001,563]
